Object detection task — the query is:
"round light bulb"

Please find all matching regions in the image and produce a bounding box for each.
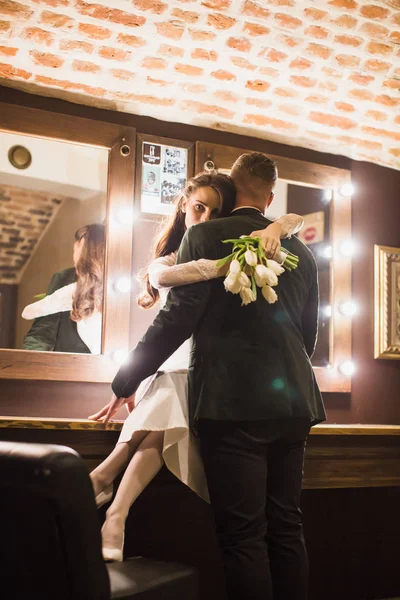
[340,240,355,257]
[320,245,332,259]
[112,349,129,365]
[115,207,136,225]
[339,301,357,316]
[114,277,132,293]
[339,360,356,376]
[323,305,332,318]
[339,183,354,197]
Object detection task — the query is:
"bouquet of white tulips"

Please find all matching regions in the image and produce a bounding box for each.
[217,236,299,306]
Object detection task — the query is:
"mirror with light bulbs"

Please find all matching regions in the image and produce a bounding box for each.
[0,103,135,383]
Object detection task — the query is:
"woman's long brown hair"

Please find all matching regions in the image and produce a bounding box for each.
[137,172,236,309]
[70,224,105,322]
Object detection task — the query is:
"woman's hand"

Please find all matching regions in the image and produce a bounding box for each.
[250,221,283,260]
[88,392,136,425]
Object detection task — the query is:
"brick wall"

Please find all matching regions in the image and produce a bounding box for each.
[0,0,399,169]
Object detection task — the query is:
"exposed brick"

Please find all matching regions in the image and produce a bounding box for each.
[110,69,135,81]
[360,5,389,19]
[72,59,100,73]
[274,87,299,98]
[349,72,375,86]
[305,94,329,104]
[78,23,111,39]
[305,43,332,60]
[244,114,297,131]
[361,126,400,142]
[181,100,234,119]
[335,54,361,68]
[243,22,270,36]
[133,0,167,14]
[304,26,329,39]
[227,37,252,52]
[290,75,317,88]
[265,0,295,4]
[189,29,216,42]
[180,83,207,94]
[359,22,389,39]
[40,10,73,28]
[276,34,303,48]
[116,92,175,107]
[310,112,357,130]
[59,39,93,53]
[337,136,382,151]
[264,48,288,63]
[375,94,400,107]
[304,8,328,21]
[201,0,231,9]
[279,103,302,116]
[290,57,313,70]
[274,13,302,29]
[331,15,358,29]
[246,97,272,109]
[147,77,171,87]
[389,148,400,158]
[364,59,391,72]
[348,88,374,101]
[246,79,269,92]
[192,48,218,61]
[319,80,338,92]
[328,0,358,9]
[30,0,68,5]
[142,56,167,70]
[158,44,184,57]
[367,42,393,56]
[99,47,130,62]
[0,20,11,30]
[117,33,146,48]
[30,50,64,68]
[334,34,362,47]
[156,21,184,40]
[390,31,400,44]
[77,3,146,28]
[395,116,400,125]
[383,78,400,91]
[175,62,204,76]
[0,0,33,18]
[365,110,387,122]
[211,69,236,81]
[208,13,236,29]
[22,27,54,46]
[242,0,270,19]
[230,56,256,70]
[258,66,280,78]
[214,90,239,103]
[321,66,343,79]
[35,74,106,97]
[0,45,17,56]
[171,8,199,23]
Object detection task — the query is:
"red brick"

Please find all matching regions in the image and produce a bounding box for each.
[304,26,329,39]
[142,56,167,69]
[175,63,204,76]
[359,22,389,39]
[110,69,135,81]
[273,87,298,98]
[208,13,236,29]
[310,112,357,130]
[265,48,288,63]
[360,5,389,19]
[329,0,357,9]
[367,42,393,56]
[156,21,184,39]
[375,94,400,107]
[30,0,68,5]
[349,72,375,86]
[117,33,146,48]
[305,94,329,104]
[211,69,236,81]
[334,34,362,47]
[181,100,234,119]
[147,77,171,87]
[383,78,400,91]
[361,126,400,142]
[322,66,343,79]
[201,0,231,9]
[227,37,252,52]
[349,88,374,101]
[258,66,280,78]
[242,0,270,19]
[243,22,270,36]
[274,13,302,29]
[246,97,272,109]
[180,83,207,94]
[214,90,239,103]
[390,31,400,44]
[0,45,17,56]
[133,0,167,14]
[393,13,400,27]
[244,114,297,131]
[192,48,218,61]
[99,47,130,62]
[246,79,269,92]
[171,8,199,23]
[395,116,400,125]
[331,15,357,28]
[231,56,256,70]
[290,57,313,70]
[290,75,316,88]
[365,110,387,122]
[304,8,328,20]
[189,29,216,42]
[30,50,64,68]
[0,20,11,30]
[337,136,382,151]
[266,0,295,4]
[78,23,111,39]
[116,92,175,107]
[0,0,33,18]
[77,3,146,28]
[72,59,100,73]
[335,54,361,68]
[35,74,106,96]
[60,39,93,53]
[22,27,54,46]
[279,103,302,116]
[40,10,73,28]
[319,81,338,93]
[0,62,30,79]
[364,59,391,72]
[158,44,184,57]
[306,43,332,60]
[389,148,400,158]
[276,34,303,48]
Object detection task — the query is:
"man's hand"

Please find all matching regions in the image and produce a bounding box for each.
[250,221,282,260]
[88,392,136,425]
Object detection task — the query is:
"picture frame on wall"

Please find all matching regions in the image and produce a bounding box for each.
[135,134,194,220]
[374,244,400,360]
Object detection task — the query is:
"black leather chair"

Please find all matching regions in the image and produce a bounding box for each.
[0,441,199,600]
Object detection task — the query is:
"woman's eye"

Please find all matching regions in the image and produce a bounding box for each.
[195,204,204,211]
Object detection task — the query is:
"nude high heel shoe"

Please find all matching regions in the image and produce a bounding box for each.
[95,485,113,508]
[102,536,124,563]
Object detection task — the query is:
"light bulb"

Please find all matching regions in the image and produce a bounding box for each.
[114,277,132,293]
[115,207,136,225]
[320,245,332,259]
[339,360,355,376]
[340,240,355,257]
[323,189,333,202]
[322,305,332,318]
[339,301,357,316]
[339,183,354,197]
[112,349,129,365]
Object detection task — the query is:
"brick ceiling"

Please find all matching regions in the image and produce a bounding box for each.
[1,0,400,170]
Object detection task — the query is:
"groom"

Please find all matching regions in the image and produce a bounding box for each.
[111,153,326,600]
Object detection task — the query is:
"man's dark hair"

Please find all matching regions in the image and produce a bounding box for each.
[230,152,277,188]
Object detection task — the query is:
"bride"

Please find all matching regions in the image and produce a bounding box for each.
[88,172,304,562]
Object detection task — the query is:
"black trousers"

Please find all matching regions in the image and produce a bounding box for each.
[198,418,311,600]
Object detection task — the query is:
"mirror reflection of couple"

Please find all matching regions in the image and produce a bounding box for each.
[90,152,326,600]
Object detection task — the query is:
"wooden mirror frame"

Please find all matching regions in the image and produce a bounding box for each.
[0,103,135,383]
[196,142,352,393]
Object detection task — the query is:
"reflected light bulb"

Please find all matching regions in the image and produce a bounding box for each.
[339,301,357,316]
[320,245,332,259]
[115,207,136,225]
[322,305,332,318]
[112,349,129,365]
[339,360,356,376]
[323,189,333,202]
[114,277,132,293]
[340,240,355,257]
[339,183,354,197]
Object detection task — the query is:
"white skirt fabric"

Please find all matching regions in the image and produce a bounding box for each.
[118,367,209,503]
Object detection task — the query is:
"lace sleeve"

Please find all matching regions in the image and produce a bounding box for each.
[275,213,304,238]
[148,253,224,289]
[22,283,75,319]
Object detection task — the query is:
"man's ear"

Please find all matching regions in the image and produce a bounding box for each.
[267,191,274,208]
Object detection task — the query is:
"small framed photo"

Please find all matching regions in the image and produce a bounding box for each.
[374,244,400,359]
[136,134,194,219]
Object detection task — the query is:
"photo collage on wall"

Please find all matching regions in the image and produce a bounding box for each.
[141,142,188,216]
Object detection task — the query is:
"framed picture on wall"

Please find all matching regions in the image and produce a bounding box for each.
[374,244,400,359]
[136,134,194,219]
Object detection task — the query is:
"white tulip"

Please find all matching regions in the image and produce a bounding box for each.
[262,285,278,304]
[244,249,257,266]
[254,264,270,287]
[267,260,285,276]
[264,268,278,287]
[240,287,256,305]
[239,271,251,288]
[224,273,242,294]
[229,259,241,275]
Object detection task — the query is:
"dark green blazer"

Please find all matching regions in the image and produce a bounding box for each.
[113,209,326,427]
[23,268,91,354]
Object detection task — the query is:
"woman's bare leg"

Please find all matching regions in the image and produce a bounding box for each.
[101,430,164,556]
[90,430,150,497]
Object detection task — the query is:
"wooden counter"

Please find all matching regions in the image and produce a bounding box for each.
[1,418,399,489]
